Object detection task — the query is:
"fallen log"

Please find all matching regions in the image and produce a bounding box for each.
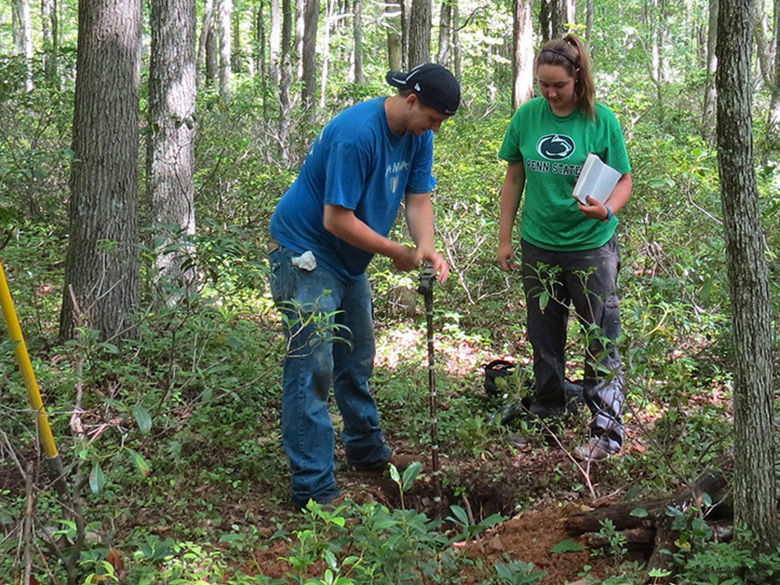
[564,466,734,583]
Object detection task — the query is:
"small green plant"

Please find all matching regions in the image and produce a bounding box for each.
[592,519,628,565]
[477,560,545,584]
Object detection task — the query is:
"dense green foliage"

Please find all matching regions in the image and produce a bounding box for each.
[1,0,779,583]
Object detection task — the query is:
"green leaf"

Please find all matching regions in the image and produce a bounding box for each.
[550,538,584,553]
[447,505,469,526]
[630,507,649,518]
[89,461,106,494]
[401,461,423,491]
[389,463,400,483]
[539,291,550,311]
[132,405,153,434]
[126,447,151,477]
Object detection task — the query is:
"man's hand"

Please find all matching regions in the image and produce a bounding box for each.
[392,246,449,283]
[392,245,419,272]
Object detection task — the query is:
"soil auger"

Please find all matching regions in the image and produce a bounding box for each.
[417,262,442,510]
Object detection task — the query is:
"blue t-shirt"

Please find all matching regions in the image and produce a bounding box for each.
[270,97,436,280]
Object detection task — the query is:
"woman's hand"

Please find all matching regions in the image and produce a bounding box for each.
[578,195,610,221]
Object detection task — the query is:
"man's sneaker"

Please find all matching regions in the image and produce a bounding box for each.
[573,437,616,462]
[349,453,417,473]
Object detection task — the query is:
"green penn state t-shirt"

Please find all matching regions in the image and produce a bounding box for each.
[498,97,631,252]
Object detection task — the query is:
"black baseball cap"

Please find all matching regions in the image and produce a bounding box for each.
[386,63,461,116]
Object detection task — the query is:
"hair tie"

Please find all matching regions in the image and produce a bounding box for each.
[540,48,579,69]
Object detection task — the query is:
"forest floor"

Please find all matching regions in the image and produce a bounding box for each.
[236,322,658,584]
[2,314,676,584]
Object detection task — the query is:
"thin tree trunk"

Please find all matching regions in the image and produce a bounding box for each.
[147,0,197,303]
[301,0,319,112]
[60,0,141,342]
[278,0,293,156]
[198,0,218,85]
[218,0,233,101]
[703,0,718,143]
[256,3,268,117]
[586,0,593,40]
[13,0,34,91]
[269,0,281,84]
[352,0,364,82]
[768,0,780,133]
[512,0,534,111]
[716,0,779,554]
[320,0,332,108]
[41,0,59,81]
[296,0,305,76]
[753,0,770,88]
[437,0,452,67]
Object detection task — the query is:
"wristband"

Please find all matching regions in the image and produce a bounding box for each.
[602,206,613,222]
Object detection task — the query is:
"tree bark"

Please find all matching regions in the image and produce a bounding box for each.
[512,0,534,111]
[147,0,197,304]
[768,0,780,134]
[60,0,141,342]
[319,0,331,108]
[269,0,281,84]
[218,0,233,101]
[352,0,364,83]
[716,0,779,553]
[702,0,718,144]
[408,0,431,67]
[41,0,59,82]
[301,0,320,112]
[437,0,453,67]
[13,0,34,91]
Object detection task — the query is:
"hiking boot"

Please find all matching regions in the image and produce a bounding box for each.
[573,438,617,462]
[349,452,417,473]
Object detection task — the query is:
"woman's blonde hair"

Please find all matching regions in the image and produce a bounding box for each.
[536,34,596,120]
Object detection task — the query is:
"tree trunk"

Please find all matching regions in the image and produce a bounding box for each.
[716,0,779,553]
[539,0,566,41]
[41,0,59,82]
[60,0,141,342]
[586,0,593,40]
[702,0,718,144]
[218,0,233,101]
[352,0,364,82]
[278,0,294,156]
[512,0,534,111]
[319,0,332,108]
[768,0,780,134]
[256,3,268,117]
[437,0,453,67]
[147,0,197,304]
[301,0,319,112]
[269,0,281,84]
[408,0,431,67]
[232,7,242,73]
[198,0,218,85]
[296,0,305,77]
[752,0,770,89]
[13,0,34,91]
[387,0,402,71]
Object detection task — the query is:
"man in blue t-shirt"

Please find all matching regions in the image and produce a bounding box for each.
[269,64,460,508]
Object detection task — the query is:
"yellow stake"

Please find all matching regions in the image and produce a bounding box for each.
[0,259,59,459]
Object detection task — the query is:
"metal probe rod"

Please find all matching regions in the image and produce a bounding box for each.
[418,262,442,507]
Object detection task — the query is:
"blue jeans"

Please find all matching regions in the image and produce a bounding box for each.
[269,246,392,506]
[521,236,625,453]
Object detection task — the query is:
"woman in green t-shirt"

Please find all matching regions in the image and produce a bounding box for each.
[496,34,633,462]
